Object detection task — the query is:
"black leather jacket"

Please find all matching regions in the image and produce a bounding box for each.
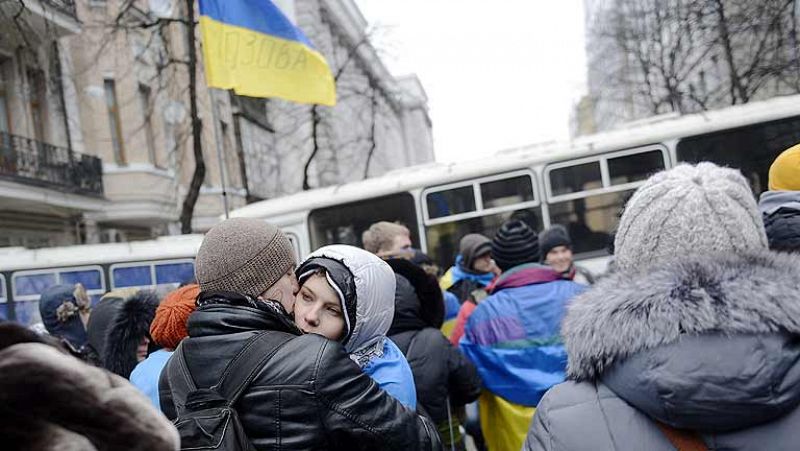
[160,292,441,451]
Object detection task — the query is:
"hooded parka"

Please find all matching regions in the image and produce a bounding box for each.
[298,245,418,409]
[524,252,800,451]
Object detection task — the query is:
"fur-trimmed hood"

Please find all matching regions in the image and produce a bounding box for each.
[386,258,444,334]
[101,290,160,378]
[565,251,800,380]
[563,251,800,431]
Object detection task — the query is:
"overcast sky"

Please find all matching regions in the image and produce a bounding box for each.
[354,0,588,163]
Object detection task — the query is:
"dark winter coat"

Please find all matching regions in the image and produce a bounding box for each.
[38,284,90,354]
[387,260,481,442]
[759,190,800,252]
[764,208,800,252]
[0,322,178,451]
[159,291,442,451]
[524,252,800,451]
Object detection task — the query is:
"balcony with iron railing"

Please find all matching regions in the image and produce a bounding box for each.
[0,131,104,197]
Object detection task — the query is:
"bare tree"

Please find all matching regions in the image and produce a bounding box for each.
[297,26,398,191]
[711,0,800,104]
[587,0,800,128]
[98,0,204,233]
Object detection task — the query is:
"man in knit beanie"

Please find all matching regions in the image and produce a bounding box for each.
[539,225,595,285]
[758,143,800,252]
[194,217,298,310]
[524,162,800,450]
[490,219,541,272]
[130,284,199,407]
[159,218,442,449]
[458,219,585,451]
[440,233,499,345]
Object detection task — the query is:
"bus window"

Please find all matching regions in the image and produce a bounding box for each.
[60,269,102,290]
[308,193,419,250]
[155,261,195,286]
[60,268,105,305]
[426,185,476,219]
[425,208,544,269]
[112,265,153,288]
[0,275,6,321]
[545,146,666,257]
[549,161,602,196]
[480,175,535,209]
[423,170,542,268]
[676,116,800,195]
[13,272,56,297]
[11,271,56,326]
[608,150,665,185]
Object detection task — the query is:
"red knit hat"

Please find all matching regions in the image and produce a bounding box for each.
[149,284,199,350]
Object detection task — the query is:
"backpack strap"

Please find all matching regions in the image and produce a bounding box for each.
[656,422,708,451]
[166,341,199,414]
[212,331,294,406]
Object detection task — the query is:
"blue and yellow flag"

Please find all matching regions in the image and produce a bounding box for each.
[198,0,336,106]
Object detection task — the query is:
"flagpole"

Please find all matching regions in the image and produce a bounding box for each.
[209,87,230,219]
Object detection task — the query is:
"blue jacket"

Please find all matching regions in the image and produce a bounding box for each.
[362,338,417,410]
[130,349,173,408]
[460,264,585,406]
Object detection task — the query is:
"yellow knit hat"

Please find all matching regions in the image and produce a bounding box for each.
[769,143,800,191]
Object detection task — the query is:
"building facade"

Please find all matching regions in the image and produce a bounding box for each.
[0,0,432,248]
[0,0,105,248]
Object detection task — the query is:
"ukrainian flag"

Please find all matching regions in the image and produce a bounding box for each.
[199,0,336,106]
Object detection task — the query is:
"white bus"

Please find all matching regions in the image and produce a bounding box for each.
[0,235,203,325]
[230,93,800,274]
[2,94,799,324]
[0,233,303,325]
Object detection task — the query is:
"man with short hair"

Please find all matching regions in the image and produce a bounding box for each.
[362,221,412,256]
[159,218,441,450]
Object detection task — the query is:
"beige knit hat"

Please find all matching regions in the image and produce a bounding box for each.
[195,218,296,298]
[614,162,768,271]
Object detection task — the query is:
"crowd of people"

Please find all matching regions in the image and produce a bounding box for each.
[0,144,799,450]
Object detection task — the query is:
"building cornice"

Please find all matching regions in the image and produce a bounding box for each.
[0,179,107,211]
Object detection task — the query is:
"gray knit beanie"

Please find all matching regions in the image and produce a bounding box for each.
[195,218,296,298]
[459,233,492,270]
[614,162,768,271]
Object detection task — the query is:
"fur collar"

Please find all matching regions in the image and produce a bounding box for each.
[102,290,159,378]
[564,251,800,381]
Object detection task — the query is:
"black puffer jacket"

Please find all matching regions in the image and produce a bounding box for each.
[759,190,800,252]
[159,291,441,451]
[763,207,800,252]
[386,260,481,442]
